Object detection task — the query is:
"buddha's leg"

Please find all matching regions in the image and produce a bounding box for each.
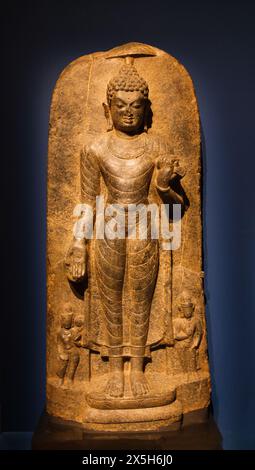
[127,236,159,397]
[95,237,126,397]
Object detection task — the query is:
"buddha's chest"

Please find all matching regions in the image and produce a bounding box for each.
[98,136,155,194]
[101,152,153,179]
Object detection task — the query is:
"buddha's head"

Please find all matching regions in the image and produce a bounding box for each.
[104,59,150,135]
[178,291,195,319]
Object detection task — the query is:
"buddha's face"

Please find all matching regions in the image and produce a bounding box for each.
[110,90,146,134]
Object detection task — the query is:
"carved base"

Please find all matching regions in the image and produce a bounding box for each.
[83,400,182,432]
[47,370,211,428]
[86,391,176,410]
[32,408,222,450]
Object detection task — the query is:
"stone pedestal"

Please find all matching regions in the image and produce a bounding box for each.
[32,410,221,450]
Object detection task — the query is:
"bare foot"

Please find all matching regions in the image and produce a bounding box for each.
[130,372,150,397]
[105,372,124,398]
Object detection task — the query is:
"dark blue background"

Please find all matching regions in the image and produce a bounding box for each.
[2,0,255,449]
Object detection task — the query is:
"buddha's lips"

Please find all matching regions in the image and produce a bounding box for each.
[123,118,134,124]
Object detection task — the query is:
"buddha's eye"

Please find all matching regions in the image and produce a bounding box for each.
[115,102,125,109]
[132,102,143,109]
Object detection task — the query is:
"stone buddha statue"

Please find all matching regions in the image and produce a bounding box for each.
[65,58,186,400]
[46,43,211,433]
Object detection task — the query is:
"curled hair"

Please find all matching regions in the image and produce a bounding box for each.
[107,64,149,105]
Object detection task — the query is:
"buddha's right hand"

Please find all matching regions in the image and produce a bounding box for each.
[64,241,87,282]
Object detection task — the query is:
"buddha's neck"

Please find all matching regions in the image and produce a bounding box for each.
[114,129,144,140]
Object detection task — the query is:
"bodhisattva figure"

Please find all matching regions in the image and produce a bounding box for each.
[65,59,186,399]
[56,307,82,386]
[173,292,202,372]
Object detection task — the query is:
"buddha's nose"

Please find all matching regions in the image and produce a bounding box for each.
[126,104,132,114]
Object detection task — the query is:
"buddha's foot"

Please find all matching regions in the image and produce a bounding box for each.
[130,371,150,397]
[105,372,124,398]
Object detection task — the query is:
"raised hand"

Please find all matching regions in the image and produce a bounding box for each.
[156,156,186,190]
[155,156,174,189]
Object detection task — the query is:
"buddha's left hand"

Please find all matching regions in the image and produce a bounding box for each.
[156,156,185,189]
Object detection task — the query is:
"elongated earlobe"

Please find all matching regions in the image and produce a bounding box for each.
[103,102,113,132]
[143,102,149,132]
